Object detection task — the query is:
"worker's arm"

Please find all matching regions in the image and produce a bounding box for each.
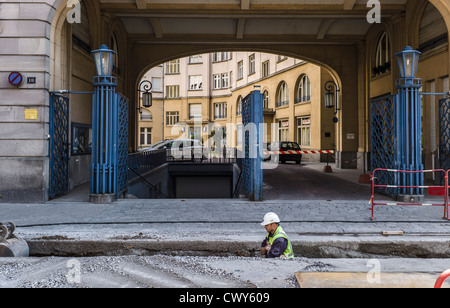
[260,238,269,257]
[266,238,287,258]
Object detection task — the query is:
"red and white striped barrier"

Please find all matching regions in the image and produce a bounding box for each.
[370,168,449,221]
[263,150,334,155]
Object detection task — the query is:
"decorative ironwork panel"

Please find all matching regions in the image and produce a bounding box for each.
[371,95,398,197]
[49,94,70,199]
[242,94,251,196]
[241,88,263,201]
[115,93,129,197]
[439,97,450,179]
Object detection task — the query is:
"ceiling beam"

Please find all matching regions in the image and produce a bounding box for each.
[148,18,164,39]
[316,19,336,40]
[343,0,357,10]
[236,18,246,39]
[135,0,147,9]
[241,0,250,10]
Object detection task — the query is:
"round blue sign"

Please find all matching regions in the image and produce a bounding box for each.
[8,72,23,87]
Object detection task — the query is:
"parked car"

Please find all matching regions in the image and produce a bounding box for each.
[142,139,205,162]
[138,140,170,152]
[266,141,303,164]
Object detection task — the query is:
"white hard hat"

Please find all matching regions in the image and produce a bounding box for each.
[261,212,280,226]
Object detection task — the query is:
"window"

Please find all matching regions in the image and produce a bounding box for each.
[213,74,221,90]
[238,61,244,80]
[276,82,289,107]
[189,55,203,64]
[277,55,287,62]
[214,103,227,120]
[297,117,311,147]
[71,123,92,155]
[189,104,202,119]
[296,75,311,103]
[249,54,256,75]
[140,127,152,146]
[166,85,179,98]
[166,60,180,74]
[236,96,242,116]
[189,75,203,90]
[374,32,391,76]
[213,73,229,89]
[278,120,289,142]
[166,111,179,126]
[263,90,269,109]
[221,73,229,89]
[111,34,119,75]
[152,77,162,92]
[213,52,230,62]
[140,109,153,121]
[262,61,270,78]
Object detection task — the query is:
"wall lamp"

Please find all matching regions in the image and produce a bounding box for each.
[324,80,340,123]
[137,80,153,114]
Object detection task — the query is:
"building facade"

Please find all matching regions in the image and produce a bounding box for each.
[0,0,448,202]
[138,52,335,155]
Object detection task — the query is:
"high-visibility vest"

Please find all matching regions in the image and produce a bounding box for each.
[266,225,294,259]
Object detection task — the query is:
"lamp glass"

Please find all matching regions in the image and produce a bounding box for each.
[404,53,415,78]
[92,45,115,76]
[324,92,335,108]
[142,92,152,108]
[396,54,405,78]
[396,46,421,79]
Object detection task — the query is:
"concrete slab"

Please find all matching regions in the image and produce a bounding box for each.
[295,272,450,288]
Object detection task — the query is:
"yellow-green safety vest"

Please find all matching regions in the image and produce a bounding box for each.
[266,225,294,259]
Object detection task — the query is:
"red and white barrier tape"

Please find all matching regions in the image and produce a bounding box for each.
[263,150,334,155]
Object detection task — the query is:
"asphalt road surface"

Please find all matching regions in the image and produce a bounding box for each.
[263,163,373,200]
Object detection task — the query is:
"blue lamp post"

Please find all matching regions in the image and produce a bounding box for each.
[90,45,118,203]
[395,46,423,200]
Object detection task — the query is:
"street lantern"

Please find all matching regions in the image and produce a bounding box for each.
[395,46,421,79]
[324,81,340,123]
[92,44,116,77]
[324,80,340,109]
[138,80,153,114]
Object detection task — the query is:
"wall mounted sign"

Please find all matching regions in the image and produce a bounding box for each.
[24,109,38,120]
[8,72,23,87]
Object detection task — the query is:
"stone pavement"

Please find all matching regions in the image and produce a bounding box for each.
[1,197,450,258]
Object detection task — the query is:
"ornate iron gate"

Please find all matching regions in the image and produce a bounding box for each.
[115,93,129,197]
[242,87,263,201]
[439,97,450,175]
[370,94,399,196]
[49,93,70,199]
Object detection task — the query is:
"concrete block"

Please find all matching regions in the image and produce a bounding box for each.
[0,38,49,55]
[0,122,46,139]
[0,89,49,106]
[0,139,48,157]
[0,157,47,203]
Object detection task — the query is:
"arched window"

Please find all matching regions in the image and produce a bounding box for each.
[296,75,311,103]
[419,3,448,53]
[72,1,90,53]
[140,109,152,121]
[111,34,120,75]
[373,32,391,76]
[276,82,289,107]
[236,96,242,116]
[263,90,269,109]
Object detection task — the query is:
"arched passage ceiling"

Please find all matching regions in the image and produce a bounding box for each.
[101,0,408,44]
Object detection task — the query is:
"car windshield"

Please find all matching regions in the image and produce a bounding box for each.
[281,142,300,150]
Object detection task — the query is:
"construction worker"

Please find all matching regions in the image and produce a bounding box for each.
[260,212,294,259]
